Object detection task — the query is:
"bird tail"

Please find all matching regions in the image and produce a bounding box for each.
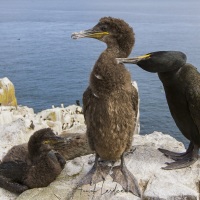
[0,161,29,193]
[0,160,27,180]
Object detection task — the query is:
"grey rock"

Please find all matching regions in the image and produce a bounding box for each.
[0,106,198,200]
[16,132,200,200]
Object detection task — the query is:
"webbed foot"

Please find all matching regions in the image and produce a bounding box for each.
[158,141,194,159]
[110,153,141,197]
[78,154,110,187]
[170,150,196,161]
[158,148,186,157]
[162,144,199,170]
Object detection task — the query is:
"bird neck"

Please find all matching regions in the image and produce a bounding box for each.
[158,68,181,86]
[28,142,44,160]
[106,39,133,58]
[90,51,132,97]
[89,37,133,96]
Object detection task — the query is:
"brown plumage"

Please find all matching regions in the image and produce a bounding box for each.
[58,132,93,160]
[83,85,138,161]
[0,128,66,193]
[72,17,140,196]
[3,132,93,164]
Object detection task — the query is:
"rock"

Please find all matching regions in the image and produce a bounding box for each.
[0,104,86,134]
[0,119,31,160]
[0,106,34,125]
[0,105,198,200]
[0,189,17,200]
[0,77,17,107]
[16,132,200,200]
[36,105,85,133]
[143,175,198,200]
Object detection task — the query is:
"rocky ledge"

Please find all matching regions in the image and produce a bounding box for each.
[0,105,199,200]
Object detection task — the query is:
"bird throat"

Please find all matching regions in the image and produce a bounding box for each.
[107,43,130,58]
[90,48,130,97]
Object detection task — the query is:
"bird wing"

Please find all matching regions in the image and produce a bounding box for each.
[2,144,28,163]
[82,86,96,150]
[186,84,200,142]
[0,160,28,181]
[128,82,139,146]
[82,86,92,120]
[131,82,139,118]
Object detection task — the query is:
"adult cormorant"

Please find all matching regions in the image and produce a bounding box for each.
[72,17,140,196]
[117,51,200,170]
[0,128,66,193]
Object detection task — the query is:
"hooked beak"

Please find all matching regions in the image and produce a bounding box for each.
[116,54,151,64]
[71,29,109,40]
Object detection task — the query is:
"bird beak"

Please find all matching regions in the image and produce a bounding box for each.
[116,54,151,64]
[43,136,65,146]
[71,29,109,40]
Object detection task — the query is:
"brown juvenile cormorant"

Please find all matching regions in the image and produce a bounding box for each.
[72,17,140,196]
[0,128,66,193]
[117,51,200,170]
[58,132,93,160]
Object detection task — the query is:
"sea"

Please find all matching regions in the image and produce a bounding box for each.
[0,0,200,146]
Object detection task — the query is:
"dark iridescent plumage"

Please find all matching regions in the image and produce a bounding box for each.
[117,51,200,169]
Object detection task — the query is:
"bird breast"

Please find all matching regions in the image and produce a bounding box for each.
[86,91,136,161]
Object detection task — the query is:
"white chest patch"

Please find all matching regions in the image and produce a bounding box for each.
[95,74,103,80]
[93,92,99,98]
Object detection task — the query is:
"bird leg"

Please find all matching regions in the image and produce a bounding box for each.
[124,146,136,156]
[0,175,28,194]
[158,141,194,159]
[110,153,141,197]
[77,154,110,187]
[162,144,199,170]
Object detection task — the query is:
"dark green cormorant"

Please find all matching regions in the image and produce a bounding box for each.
[0,128,66,193]
[117,51,200,170]
[72,17,140,196]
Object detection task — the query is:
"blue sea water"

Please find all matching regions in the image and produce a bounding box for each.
[0,0,200,146]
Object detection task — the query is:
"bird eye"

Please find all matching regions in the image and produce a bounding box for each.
[101,25,107,32]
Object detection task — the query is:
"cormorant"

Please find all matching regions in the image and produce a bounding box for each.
[0,128,66,193]
[58,132,93,160]
[72,17,140,196]
[117,51,200,170]
[76,100,80,106]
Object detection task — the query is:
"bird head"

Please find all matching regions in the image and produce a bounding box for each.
[117,51,187,73]
[71,17,135,57]
[28,128,65,157]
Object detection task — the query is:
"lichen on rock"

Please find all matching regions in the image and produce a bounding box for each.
[0,77,17,107]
